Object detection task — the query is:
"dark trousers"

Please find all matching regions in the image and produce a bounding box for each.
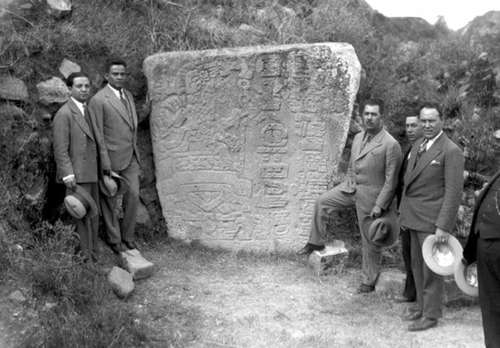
[101,157,140,245]
[409,228,443,319]
[73,183,99,258]
[477,238,500,348]
[400,227,416,300]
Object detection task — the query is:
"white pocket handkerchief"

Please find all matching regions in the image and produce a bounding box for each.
[430,160,441,165]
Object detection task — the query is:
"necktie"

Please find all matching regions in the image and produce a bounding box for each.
[120,90,129,111]
[413,139,429,168]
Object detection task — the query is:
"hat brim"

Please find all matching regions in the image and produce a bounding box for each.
[422,235,463,276]
[454,261,479,297]
[99,173,129,197]
[65,185,98,219]
[367,213,399,247]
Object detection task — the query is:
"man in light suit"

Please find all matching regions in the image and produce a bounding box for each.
[400,103,464,331]
[297,99,402,293]
[89,58,141,254]
[53,72,110,260]
[394,115,423,303]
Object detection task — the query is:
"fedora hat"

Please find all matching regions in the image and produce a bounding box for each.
[454,260,479,297]
[367,213,399,247]
[99,172,128,197]
[64,185,98,219]
[422,235,463,276]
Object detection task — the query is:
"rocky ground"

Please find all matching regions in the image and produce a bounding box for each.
[2,240,483,348]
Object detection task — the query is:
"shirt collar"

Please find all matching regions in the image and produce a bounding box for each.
[108,84,122,99]
[425,130,443,150]
[71,97,85,115]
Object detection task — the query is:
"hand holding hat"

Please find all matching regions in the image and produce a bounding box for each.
[367,210,399,247]
[99,171,129,197]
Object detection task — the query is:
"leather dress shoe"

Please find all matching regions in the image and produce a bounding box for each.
[356,283,375,294]
[403,310,422,321]
[109,242,127,254]
[123,240,138,250]
[408,317,437,331]
[394,294,416,303]
[296,243,325,255]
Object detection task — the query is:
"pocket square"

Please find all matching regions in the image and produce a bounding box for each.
[430,160,441,165]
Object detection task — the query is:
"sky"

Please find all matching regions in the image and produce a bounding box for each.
[366,0,500,30]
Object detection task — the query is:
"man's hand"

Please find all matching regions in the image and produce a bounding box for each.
[370,205,382,219]
[435,227,450,243]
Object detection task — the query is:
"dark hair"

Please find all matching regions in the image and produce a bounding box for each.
[362,98,384,115]
[104,58,127,73]
[66,72,89,87]
[419,102,442,119]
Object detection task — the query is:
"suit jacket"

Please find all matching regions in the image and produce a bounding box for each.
[53,99,107,183]
[342,128,402,213]
[463,170,500,263]
[396,145,412,209]
[88,84,140,171]
[400,133,464,233]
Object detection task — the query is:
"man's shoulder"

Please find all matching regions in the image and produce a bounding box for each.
[89,86,109,102]
[54,101,72,119]
[441,134,463,154]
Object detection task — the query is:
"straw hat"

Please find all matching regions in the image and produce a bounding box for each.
[454,260,479,297]
[422,235,463,276]
[64,185,98,219]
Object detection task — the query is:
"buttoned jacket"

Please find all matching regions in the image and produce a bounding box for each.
[342,128,402,213]
[53,99,108,183]
[88,84,140,171]
[400,133,464,233]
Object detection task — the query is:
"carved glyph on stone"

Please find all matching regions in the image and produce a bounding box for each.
[144,43,361,251]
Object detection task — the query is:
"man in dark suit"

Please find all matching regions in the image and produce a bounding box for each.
[53,72,110,260]
[394,115,423,303]
[89,58,141,254]
[463,132,500,348]
[297,99,402,293]
[399,103,464,331]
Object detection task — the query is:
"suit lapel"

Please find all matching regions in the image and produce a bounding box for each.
[104,85,134,129]
[68,99,94,140]
[405,133,445,186]
[355,129,384,160]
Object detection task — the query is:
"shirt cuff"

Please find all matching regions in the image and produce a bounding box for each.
[62,174,75,182]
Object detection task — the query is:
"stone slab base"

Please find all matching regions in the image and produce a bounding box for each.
[120,249,155,280]
[308,240,348,276]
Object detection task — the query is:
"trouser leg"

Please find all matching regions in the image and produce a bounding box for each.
[75,183,99,257]
[308,186,355,246]
[410,229,424,314]
[100,191,120,245]
[415,230,443,319]
[119,157,140,243]
[401,227,416,299]
[357,208,381,286]
[477,238,500,348]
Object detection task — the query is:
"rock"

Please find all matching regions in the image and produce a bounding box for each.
[36,77,70,105]
[143,43,360,251]
[119,249,154,280]
[42,302,57,311]
[0,75,29,102]
[46,0,72,18]
[232,24,265,45]
[308,240,349,276]
[58,58,81,79]
[375,269,405,295]
[136,201,152,227]
[8,290,26,303]
[107,266,134,299]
